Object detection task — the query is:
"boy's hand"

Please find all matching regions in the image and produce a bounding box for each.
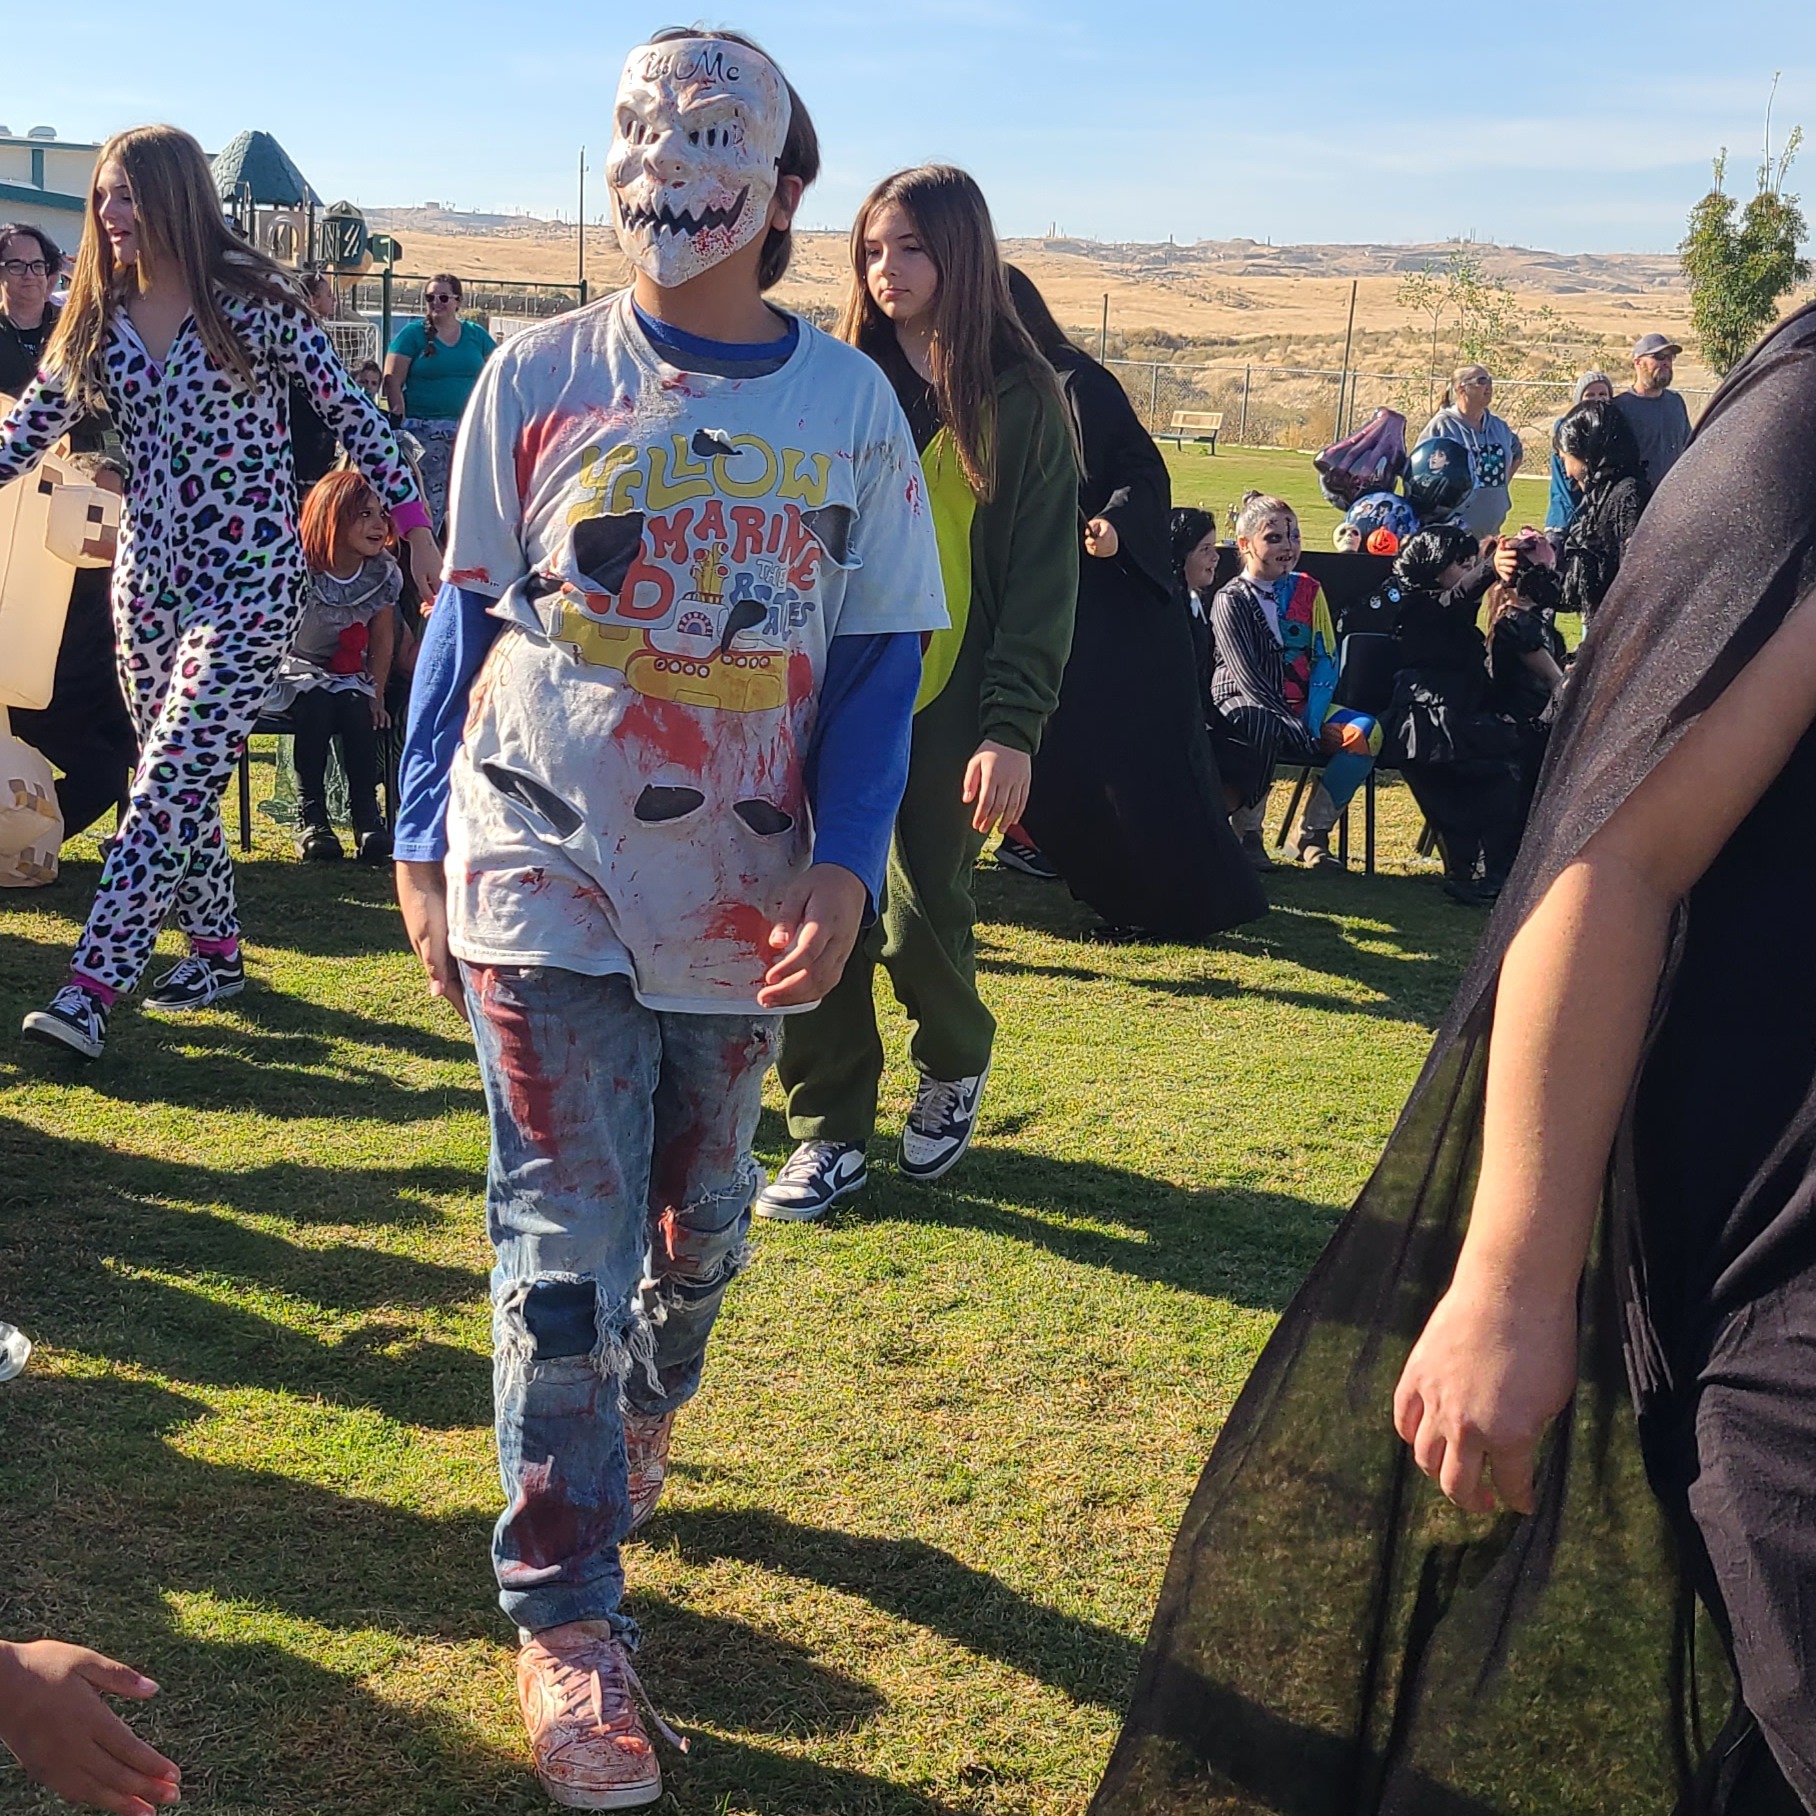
[404,525,443,599]
[395,859,467,1021]
[0,1640,181,1815]
[1083,516,1119,559]
[962,740,1031,834]
[369,692,391,730]
[760,864,866,1008]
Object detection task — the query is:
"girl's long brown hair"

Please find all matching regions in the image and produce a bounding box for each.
[47,124,300,409]
[838,165,1054,501]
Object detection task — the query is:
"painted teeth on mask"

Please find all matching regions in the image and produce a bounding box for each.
[624,187,749,237]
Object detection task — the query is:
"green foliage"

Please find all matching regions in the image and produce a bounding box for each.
[1395,247,1596,414]
[1680,129,1811,374]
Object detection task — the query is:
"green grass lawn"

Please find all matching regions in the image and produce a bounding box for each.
[0,767,1482,1815]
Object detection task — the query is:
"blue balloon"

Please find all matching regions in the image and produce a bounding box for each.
[1345,492,1420,541]
[1404,437,1475,523]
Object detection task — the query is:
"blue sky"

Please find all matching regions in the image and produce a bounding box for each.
[8,0,1814,252]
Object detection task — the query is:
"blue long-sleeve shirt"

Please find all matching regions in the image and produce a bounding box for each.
[394,584,918,915]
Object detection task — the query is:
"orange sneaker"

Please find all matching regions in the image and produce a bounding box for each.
[517,1622,676,1809]
[623,1408,677,1535]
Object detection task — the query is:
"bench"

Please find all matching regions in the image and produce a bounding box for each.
[1167,410,1224,452]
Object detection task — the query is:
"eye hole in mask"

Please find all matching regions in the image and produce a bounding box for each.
[633,784,707,823]
[734,800,794,836]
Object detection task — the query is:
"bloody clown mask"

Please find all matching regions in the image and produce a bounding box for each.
[608,36,790,288]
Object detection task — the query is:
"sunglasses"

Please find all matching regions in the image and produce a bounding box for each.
[1,259,50,278]
[426,292,457,304]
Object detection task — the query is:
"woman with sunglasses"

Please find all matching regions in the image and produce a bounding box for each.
[381,272,494,534]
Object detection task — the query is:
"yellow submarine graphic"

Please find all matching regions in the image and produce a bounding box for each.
[550,604,787,714]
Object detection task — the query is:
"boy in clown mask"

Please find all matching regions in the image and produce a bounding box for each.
[394,28,945,1808]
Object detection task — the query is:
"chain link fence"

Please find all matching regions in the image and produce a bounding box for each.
[1104,358,1715,456]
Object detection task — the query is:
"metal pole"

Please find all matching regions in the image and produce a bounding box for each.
[1336,279,1358,439]
[577,146,588,304]
[1099,293,1108,362]
[1238,364,1250,444]
[1148,362,1159,432]
[381,263,393,356]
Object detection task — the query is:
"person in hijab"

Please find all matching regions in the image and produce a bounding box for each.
[1008,268,1265,938]
[1089,304,1816,1816]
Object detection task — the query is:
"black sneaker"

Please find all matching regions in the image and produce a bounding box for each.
[899,1062,991,1182]
[753,1141,868,1221]
[298,824,343,862]
[22,984,109,1059]
[1293,828,1345,871]
[356,827,393,864]
[144,950,245,1012]
[1239,830,1278,873]
[995,836,1059,881]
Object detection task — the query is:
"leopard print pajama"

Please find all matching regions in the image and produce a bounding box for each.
[0,290,425,995]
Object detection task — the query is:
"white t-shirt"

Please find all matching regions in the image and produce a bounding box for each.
[439,292,947,1012]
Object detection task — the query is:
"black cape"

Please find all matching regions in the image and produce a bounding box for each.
[1023,346,1266,937]
[1091,306,1816,1816]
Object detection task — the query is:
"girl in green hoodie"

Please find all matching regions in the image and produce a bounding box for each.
[759,164,1079,1220]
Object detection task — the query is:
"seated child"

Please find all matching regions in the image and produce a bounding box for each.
[1209,493,1380,870]
[270,470,397,862]
[354,358,384,399]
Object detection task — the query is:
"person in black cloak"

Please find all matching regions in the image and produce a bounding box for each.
[1006,268,1265,939]
[1090,303,1816,1816]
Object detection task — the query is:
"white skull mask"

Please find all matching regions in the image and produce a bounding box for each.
[608,37,790,289]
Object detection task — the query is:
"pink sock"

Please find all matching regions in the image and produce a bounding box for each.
[189,936,239,960]
[69,972,120,1009]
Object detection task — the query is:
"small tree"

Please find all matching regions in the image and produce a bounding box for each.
[1680,89,1810,374]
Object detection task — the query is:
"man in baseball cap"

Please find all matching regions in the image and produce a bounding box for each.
[1614,332,1692,485]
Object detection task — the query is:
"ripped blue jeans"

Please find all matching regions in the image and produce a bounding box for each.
[463,962,778,1639]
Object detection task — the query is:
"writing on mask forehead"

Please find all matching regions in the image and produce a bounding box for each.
[632,39,752,87]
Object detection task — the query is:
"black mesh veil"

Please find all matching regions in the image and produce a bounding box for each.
[1091,307,1816,1816]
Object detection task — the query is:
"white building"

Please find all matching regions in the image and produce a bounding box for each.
[0,128,97,257]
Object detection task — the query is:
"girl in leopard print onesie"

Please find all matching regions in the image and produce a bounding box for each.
[0,126,439,1058]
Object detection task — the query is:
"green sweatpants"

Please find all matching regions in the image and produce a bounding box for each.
[778,655,997,1145]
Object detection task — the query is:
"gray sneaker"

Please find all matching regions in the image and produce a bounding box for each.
[899,1062,991,1182]
[754,1141,868,1221]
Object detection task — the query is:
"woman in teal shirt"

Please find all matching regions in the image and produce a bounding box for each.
[382,272,495,533]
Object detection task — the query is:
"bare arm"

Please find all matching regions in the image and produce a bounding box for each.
[1396,586,1816,1514]
[367,606,396,728]
[1519,646,1565,691]
[382,353,410,418]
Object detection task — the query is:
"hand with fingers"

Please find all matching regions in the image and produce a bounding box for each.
[0,1640,181,1814]
[757,863,867,1009]
[1392,1273,1578,1516]
[394,859,468,1022]
[962,739,1031,836]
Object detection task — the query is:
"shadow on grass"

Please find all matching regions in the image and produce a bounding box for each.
[0,1371,964,1814]
[0,1115,487,1427]
[658,1506,1138,1715]
[753,1111,1339,1312]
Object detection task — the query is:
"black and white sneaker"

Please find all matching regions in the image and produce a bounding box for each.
[995,836,1059,881]
[144,950,245,1013]
[899,1062,991,1182]
[22,985,109,1059]
[753,1141,868,1221]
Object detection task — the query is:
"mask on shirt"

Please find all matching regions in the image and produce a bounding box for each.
[608,36,789,289]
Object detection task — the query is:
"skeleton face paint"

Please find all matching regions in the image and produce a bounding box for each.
[609,37,790,289]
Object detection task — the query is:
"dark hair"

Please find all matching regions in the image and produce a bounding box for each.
[1170,506,1218,570]
[645,27,820,290]
[1393,523,1481,591]
[420,272,461,358]
[0,222,62,272]
[1004,265,1075,365]
[1556,398,1648,495]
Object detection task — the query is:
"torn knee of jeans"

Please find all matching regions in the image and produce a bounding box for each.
[649,1164,758,1285]
[495,1274,639,1381]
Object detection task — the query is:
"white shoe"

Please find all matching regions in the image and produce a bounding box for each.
[899,1062,991,1182]
[753,1141,868,1221]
